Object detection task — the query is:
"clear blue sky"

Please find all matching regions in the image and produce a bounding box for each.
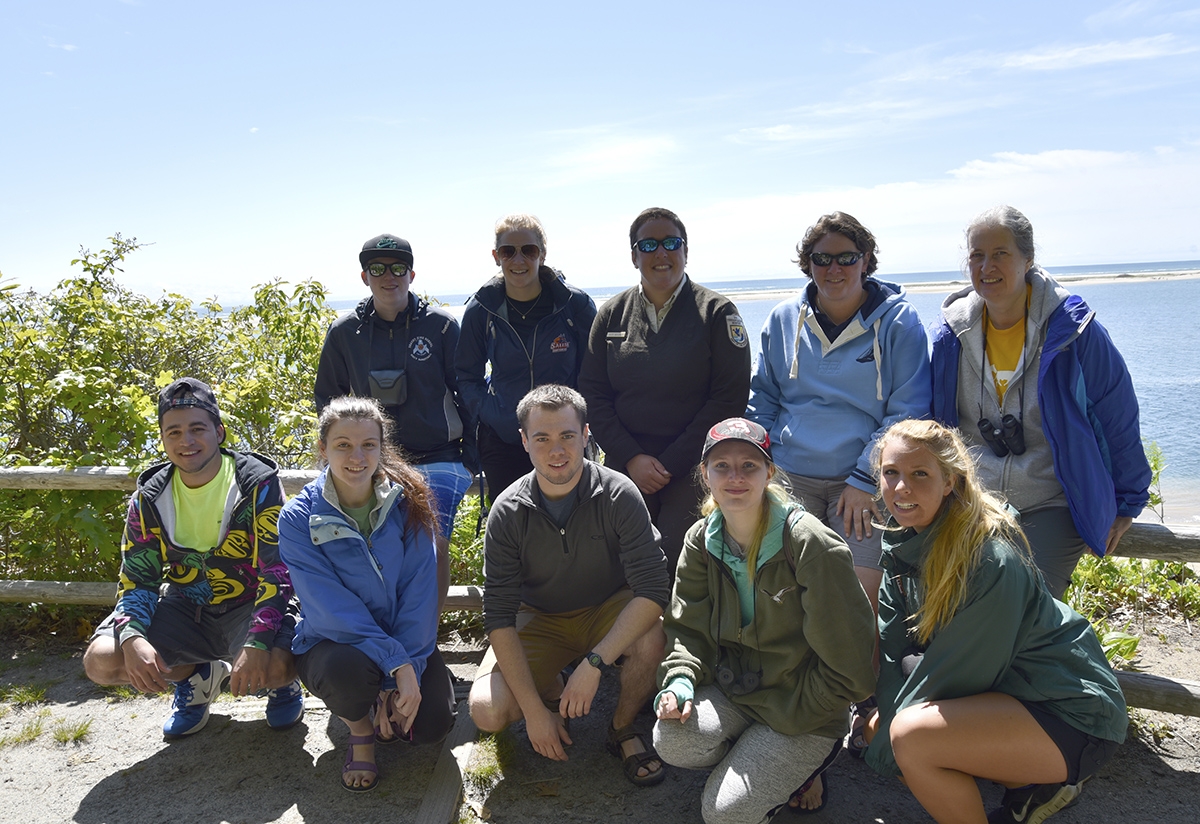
[3,1,1198,304]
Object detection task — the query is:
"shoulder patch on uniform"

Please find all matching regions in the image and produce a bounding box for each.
[726,314,748,348]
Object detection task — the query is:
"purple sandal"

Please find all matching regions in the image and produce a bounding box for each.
[341,733,378,792]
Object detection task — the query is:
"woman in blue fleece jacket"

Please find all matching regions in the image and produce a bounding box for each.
[746,212,930,756]
[279,396,454,793]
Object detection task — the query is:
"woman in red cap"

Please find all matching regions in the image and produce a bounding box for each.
[652,417,876,823]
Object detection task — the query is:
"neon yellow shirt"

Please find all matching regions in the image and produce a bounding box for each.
[171,454,235,550]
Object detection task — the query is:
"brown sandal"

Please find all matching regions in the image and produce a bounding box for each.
[606,723,666,787]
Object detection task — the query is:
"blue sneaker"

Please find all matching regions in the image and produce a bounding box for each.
[162,661,228,740]
[264,678,305,730]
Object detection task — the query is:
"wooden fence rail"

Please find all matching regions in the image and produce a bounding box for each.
[1,466,1197,717]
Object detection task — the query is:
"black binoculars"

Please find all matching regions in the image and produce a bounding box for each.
[978,414,1026,457]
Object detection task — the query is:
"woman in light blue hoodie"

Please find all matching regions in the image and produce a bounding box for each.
[745,212,930,758]
[279,396,455,793]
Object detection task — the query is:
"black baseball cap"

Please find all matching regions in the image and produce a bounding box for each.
[158,378,223,427]
[359,233,414,270]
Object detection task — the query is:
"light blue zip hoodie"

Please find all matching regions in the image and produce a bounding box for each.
[279,469,437,684]
[746,279,931,492]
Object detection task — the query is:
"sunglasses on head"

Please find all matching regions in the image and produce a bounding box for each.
[810,251,864,267]
[496,244,542,261]
[366,262,410,278]
[633,236,685,253]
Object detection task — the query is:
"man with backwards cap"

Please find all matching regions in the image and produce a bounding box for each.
[82,378,302,738]
[314,233,473,611]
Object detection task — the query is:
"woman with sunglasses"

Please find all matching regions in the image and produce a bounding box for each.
[653,418,875,824]
[745,211,930,758]
[456,214,597,502]
[580,207,752,573]
[863,419,1126,824]
[929,206,1150,599]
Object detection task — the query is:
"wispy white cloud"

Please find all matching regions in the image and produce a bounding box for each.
[730,95,1003,146]
[46,40,78,52]
[1085,1,1158,31]
[249,127,259,134]
[949,149,1139,179]
[1001,35,1195,71]
[727,31,1190,150]
[1166,9,1200,24]
[542,135,677,186]
[651,144,1200,280]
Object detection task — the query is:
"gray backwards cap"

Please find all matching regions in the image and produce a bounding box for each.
[359,233,414,270]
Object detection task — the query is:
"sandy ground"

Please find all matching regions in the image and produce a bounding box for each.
[1,615,1197,824]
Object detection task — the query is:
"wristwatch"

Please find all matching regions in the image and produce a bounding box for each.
[584,651,609,673]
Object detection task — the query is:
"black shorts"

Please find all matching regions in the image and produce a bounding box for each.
[92,593,296,668]
[1020,700,1120,784]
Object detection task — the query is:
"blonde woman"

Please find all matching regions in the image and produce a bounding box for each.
[864,419,1127,824]
[653,418,875,823]
[455,214,597,501]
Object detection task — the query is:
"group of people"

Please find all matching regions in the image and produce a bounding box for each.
[80,203,1149,823]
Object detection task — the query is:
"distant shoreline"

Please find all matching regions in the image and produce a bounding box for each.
[716,268,1200,304]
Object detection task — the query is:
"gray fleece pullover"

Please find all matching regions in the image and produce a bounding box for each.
[482,460,670,633]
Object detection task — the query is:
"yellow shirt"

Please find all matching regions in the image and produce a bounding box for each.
[171,454,235,550]
[985,285,1031,403]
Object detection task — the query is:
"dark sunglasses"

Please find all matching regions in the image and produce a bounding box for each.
[366,262,410,278]
[633,236,685,253]
[496,244,542,261]
[810,251,864,267]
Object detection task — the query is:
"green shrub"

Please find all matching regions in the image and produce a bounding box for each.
[0,235,336,582]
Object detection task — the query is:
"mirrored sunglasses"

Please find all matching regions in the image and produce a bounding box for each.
[367,262,410,278]
[633,236,685,253]
[810,251,864,267]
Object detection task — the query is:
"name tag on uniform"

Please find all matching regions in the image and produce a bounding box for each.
[607,331,627,340]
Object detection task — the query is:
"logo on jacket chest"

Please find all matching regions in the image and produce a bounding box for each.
[550,335,571,354]
[410,336,434,361]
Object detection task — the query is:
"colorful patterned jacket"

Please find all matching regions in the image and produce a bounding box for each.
[113,449,291,651]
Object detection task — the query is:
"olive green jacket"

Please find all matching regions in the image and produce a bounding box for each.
[659,503,876,737]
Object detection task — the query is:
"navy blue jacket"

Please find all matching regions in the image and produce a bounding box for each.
[314,294,467,465]
[456,267,597,445]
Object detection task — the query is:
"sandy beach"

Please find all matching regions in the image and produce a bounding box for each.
[715,268,1200,304]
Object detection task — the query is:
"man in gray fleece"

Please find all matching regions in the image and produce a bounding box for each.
[467,384,671,787]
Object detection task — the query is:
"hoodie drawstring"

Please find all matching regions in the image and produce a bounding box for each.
[872,317,883,402]
[788,302,811,380]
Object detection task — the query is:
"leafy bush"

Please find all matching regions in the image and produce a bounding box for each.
[0,235,336,582]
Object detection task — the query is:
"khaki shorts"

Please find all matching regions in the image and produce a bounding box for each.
[476,587,635,699]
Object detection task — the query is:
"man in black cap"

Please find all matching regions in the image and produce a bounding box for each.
[314,234,473,610]
[83,378,303,738]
